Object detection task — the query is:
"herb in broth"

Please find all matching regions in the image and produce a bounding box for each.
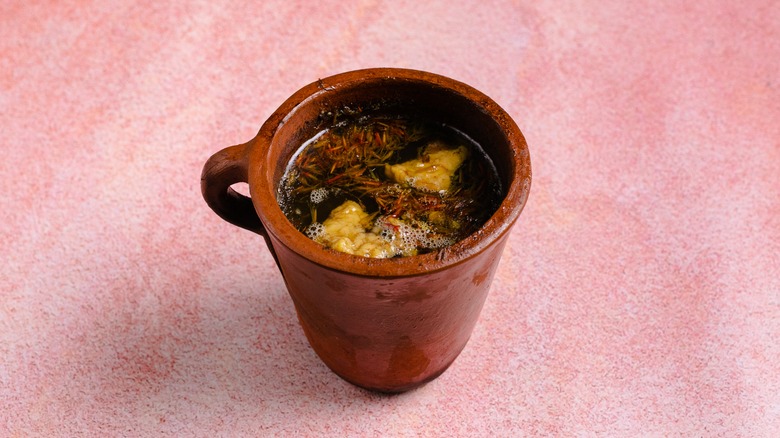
[277,116,502,258]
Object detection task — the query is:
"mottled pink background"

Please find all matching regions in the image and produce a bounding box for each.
[2,1,779,436]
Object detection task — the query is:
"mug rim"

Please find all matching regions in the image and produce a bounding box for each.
[248,68,531,277]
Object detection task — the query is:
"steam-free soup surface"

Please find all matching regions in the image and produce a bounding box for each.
[277,115,502,258]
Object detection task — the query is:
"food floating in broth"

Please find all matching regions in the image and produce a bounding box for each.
[277,114,503,258]
[384,142,469,193]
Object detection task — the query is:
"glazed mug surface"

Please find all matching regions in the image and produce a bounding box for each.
[201,68,531,392]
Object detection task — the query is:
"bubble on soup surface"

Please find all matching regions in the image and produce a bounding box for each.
[306,222,324,239]
[399,221,453,250]
[310,188,329,204]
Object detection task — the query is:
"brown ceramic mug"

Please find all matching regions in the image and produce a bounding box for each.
[201,68,531,392]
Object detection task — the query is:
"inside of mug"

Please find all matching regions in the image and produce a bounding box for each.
[266,79,517,197]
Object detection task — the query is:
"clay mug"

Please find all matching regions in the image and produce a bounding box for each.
[201,68,531,392]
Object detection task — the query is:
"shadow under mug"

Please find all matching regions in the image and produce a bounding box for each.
[201,68,531,392]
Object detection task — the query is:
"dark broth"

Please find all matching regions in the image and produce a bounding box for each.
[277,114,503,258]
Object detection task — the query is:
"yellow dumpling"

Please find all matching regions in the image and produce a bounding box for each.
[317,200,395,258]
[384,141,468,192]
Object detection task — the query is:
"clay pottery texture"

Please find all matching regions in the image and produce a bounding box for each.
[202,68,531,392]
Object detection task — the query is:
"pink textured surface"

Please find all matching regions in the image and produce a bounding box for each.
[2,0,779,435]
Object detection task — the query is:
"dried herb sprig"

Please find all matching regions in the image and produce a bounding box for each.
[289,118,421,202]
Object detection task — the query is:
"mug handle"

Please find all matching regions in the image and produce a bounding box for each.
[201,143,266,234]
[201,144,283,274]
